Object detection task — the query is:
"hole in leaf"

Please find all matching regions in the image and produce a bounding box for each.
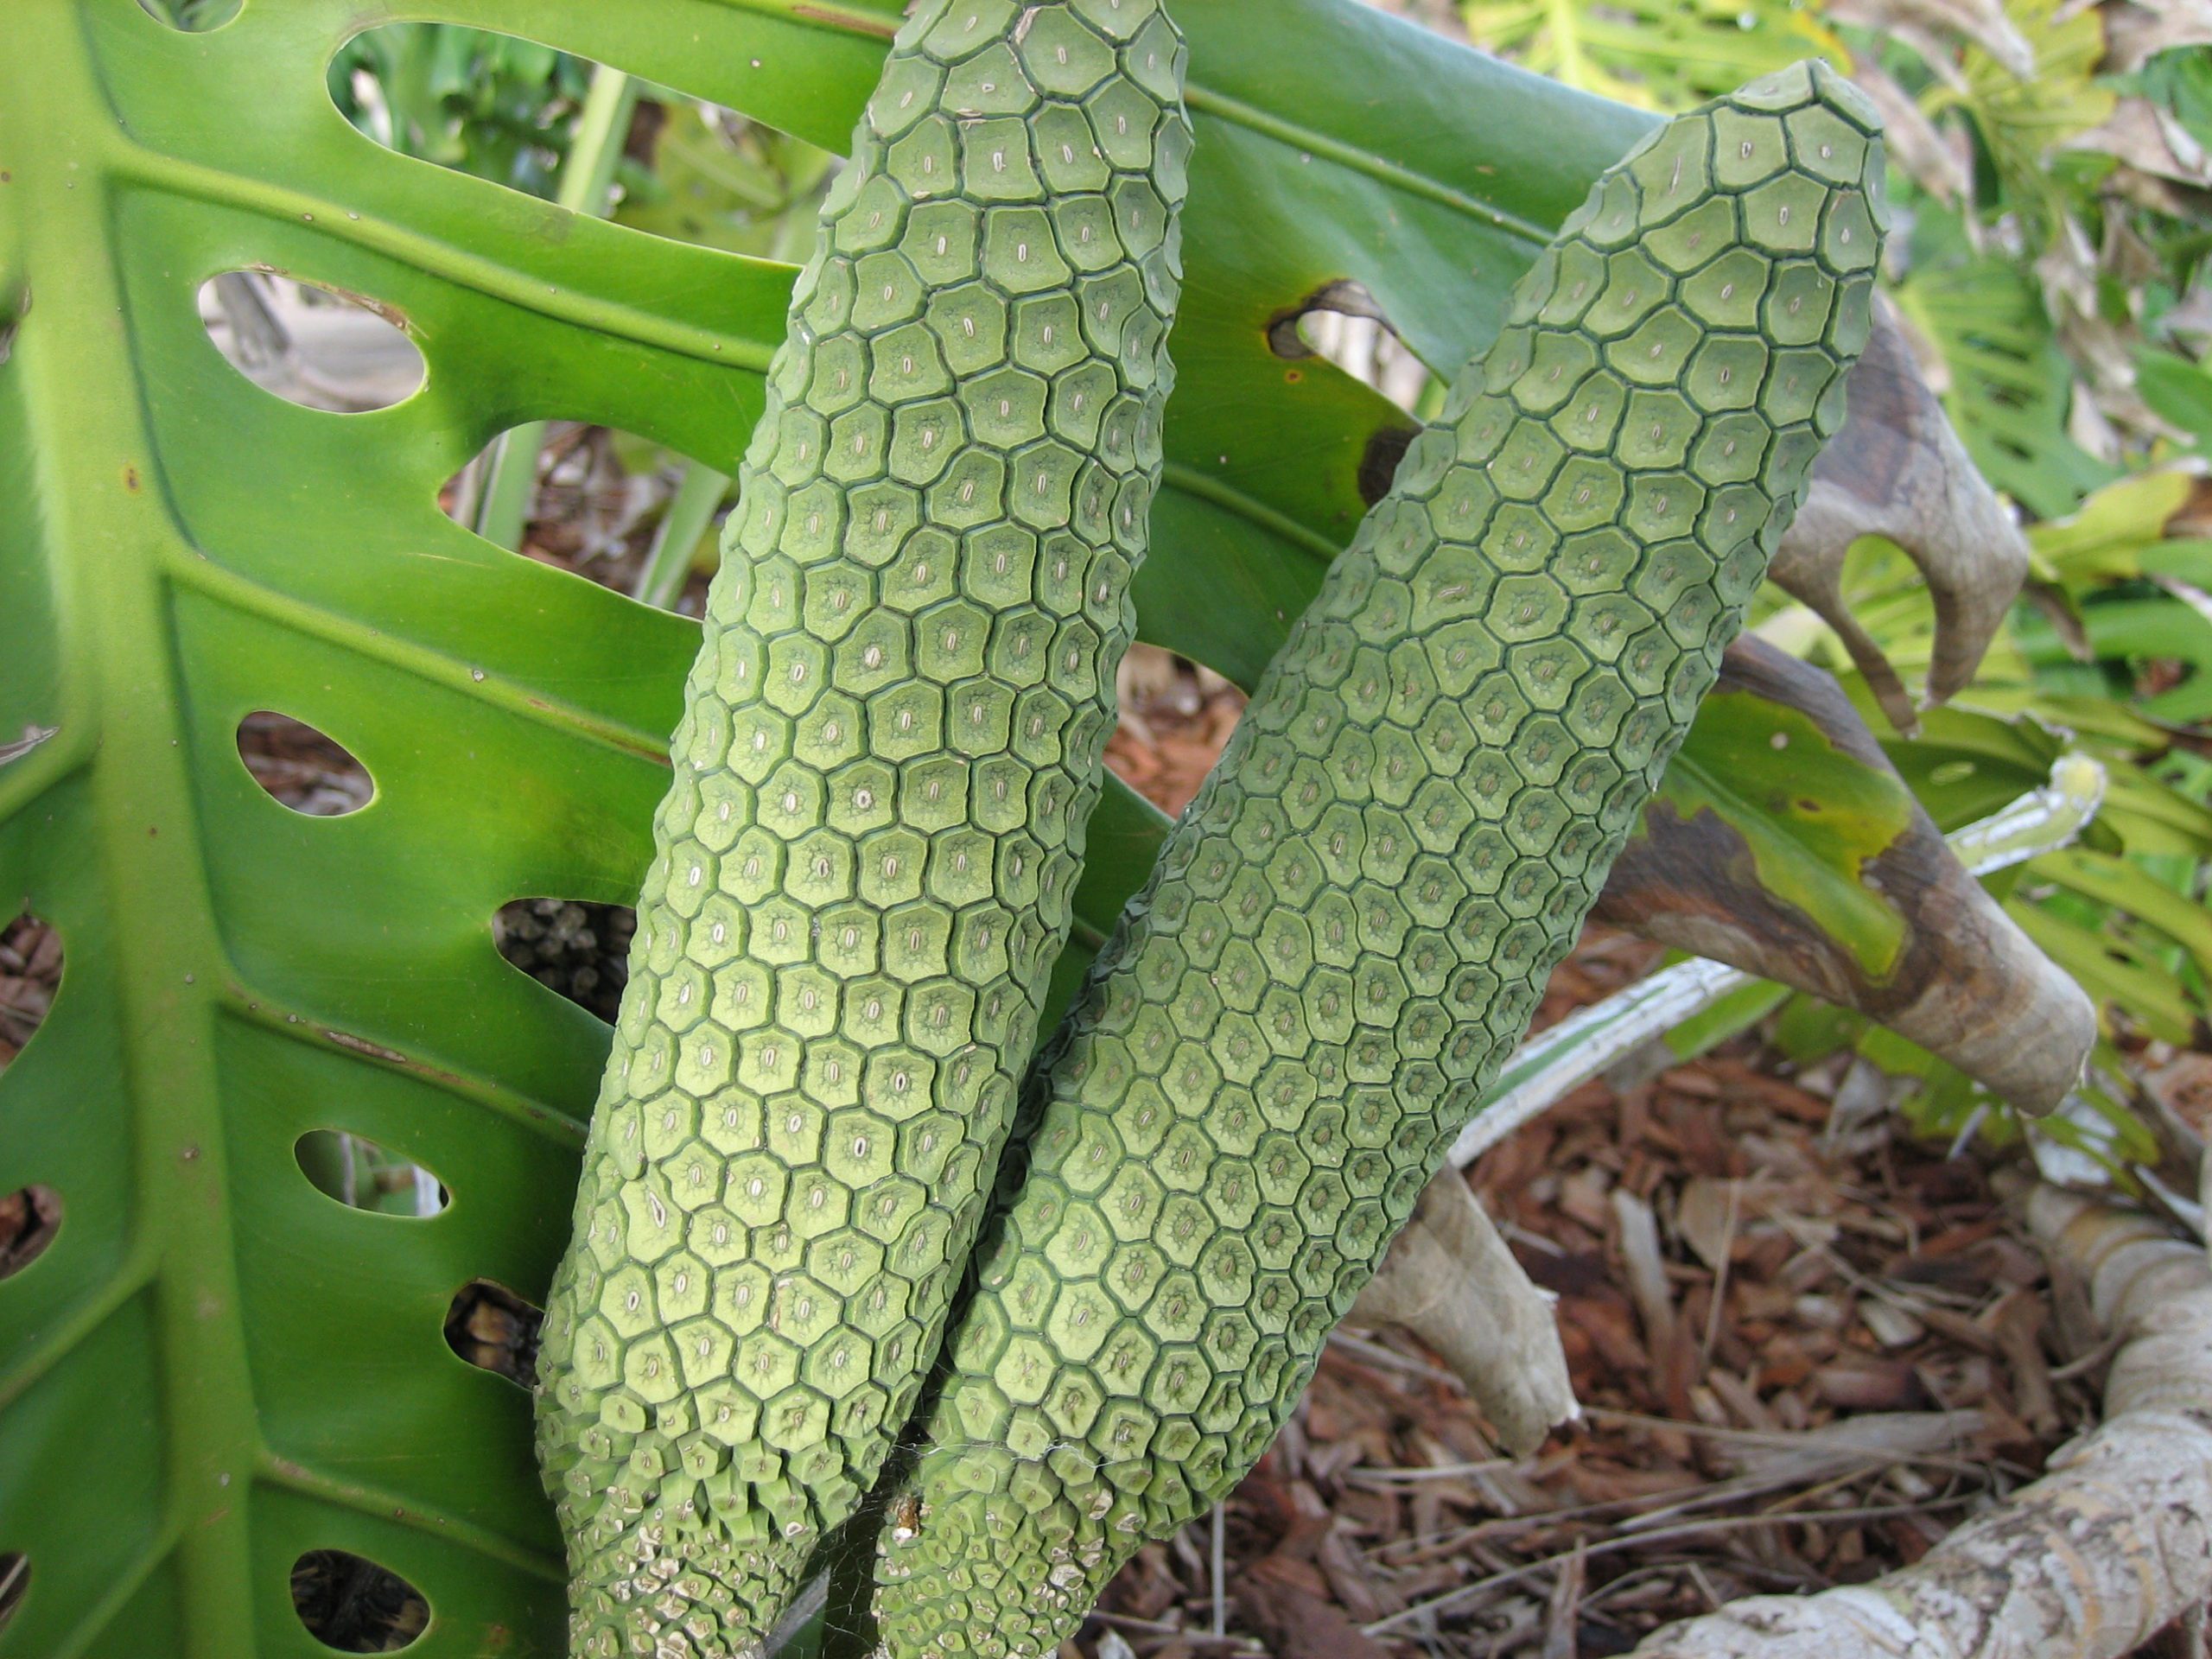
[0,1553,25,1637]
[138,0,241,29]
[443,1279,542,1389]
[0,912,61,1071]
[332,28,598,200]
[238,712,375,817]
[295,1134,448,1217]
[0,1186,60,1281]
[1108,645,1249,819]
[1268,278,1386,359]
[329,27,836,247]
[442,425,731,616]
[0,725,59,766]
[289,1550,429,1653]
[1268,277,1433,415]
[1360,424,1419,509]
[198,272,423,413]
[494,899,636,1024]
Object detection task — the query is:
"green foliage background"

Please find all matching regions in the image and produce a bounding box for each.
[1436,0,2212,1147]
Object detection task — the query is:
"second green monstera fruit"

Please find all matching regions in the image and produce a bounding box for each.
[849,61,1887,1659]
[533,2,1192,1654]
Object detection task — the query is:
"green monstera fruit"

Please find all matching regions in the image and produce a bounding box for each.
[532,3,1193,1654]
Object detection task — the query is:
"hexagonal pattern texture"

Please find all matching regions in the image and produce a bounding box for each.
[533,3,1192,1653]
[863,64,1885,1659]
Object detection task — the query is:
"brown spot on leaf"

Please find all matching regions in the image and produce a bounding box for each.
[1358,423,1416,507]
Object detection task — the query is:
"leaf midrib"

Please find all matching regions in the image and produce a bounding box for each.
[11,17,583,1653]
[1182,83,1553,246]
[15,15,268,1654]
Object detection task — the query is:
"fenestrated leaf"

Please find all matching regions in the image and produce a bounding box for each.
[1132,0,1652,688]
[1592,639,2094,1111]
[0,6,899,1652]
[0,3,1681,1654]
[2012,903,2205,1045]
[2,2,2120,1650]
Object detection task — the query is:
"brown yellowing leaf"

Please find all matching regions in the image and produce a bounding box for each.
[1593,638,2094,1113]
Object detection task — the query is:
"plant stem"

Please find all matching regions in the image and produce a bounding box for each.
[633,458,730,609]
[1446,753,2110,1170]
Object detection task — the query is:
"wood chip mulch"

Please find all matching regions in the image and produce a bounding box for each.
[1078,1050,2098,1659]
[0,913,60,1070]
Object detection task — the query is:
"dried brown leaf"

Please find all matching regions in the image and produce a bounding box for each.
[2102,0,2212,73]
[1849,60,1974,202]
[1830,0,2036,74]
[1779,299,2031,722]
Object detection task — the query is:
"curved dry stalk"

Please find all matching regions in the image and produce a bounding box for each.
[1347,752,2105,1463]
[1777,297,2032,731]
[1629,1177,2212,1659]
[1595,641,2096,1115]
[1347,1173,1578,1457]
[1447,752,2107,1173]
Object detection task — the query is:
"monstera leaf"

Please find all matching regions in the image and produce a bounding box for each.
[0,2,2097,1654]
[0,3,1660,1654]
